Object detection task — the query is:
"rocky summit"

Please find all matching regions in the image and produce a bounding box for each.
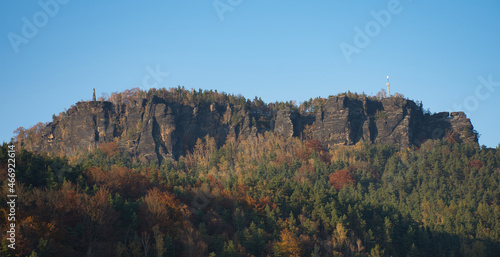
[20,88,478,163]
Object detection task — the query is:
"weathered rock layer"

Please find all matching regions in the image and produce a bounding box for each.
[26,94,478,163]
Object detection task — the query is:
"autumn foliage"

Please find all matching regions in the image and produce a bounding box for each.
[99,141,119,156]
[2,95,500,257]
[277,228,302,257]
[302,139,331,163]
[329,169,356,190]
[140,188,187,233]
[85,166,149,199]
[469,159,484,170]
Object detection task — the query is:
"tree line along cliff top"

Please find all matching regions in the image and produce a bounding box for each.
[13,87,478,164]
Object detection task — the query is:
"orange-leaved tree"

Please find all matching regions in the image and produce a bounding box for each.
[85,166,149,199]
[329,169,356,190]
[140,188,187,234]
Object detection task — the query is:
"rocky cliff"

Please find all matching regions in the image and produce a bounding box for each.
[22,90,478,163]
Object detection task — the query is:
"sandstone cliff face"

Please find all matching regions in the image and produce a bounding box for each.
[31,96,257,163]
[28,94,478,163]
[310,96,417,147]
[35,101,116,156]
[282,96,477,148]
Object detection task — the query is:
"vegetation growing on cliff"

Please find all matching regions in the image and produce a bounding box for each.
[12,87,477,164]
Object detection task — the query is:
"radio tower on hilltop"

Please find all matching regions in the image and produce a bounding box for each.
[386,76,390,97]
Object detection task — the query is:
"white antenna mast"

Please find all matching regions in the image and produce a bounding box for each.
[386,75,390,97]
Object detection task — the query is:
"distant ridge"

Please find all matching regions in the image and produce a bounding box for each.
[16,87,478,163]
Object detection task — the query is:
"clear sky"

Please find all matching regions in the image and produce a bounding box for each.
[1,0,499,147]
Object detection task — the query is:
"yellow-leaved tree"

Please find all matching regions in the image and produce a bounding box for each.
[277,228,302,257]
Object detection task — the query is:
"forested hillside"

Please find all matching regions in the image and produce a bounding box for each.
[1,88,499,257]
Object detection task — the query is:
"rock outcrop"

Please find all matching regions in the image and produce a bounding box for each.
[24,92,478,163]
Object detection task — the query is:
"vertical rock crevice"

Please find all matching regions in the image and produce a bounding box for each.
[26,94,479,163]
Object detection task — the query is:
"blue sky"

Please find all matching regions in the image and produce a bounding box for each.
[1,0,499,147]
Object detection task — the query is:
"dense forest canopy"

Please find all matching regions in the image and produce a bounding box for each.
[1,87,499,257]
